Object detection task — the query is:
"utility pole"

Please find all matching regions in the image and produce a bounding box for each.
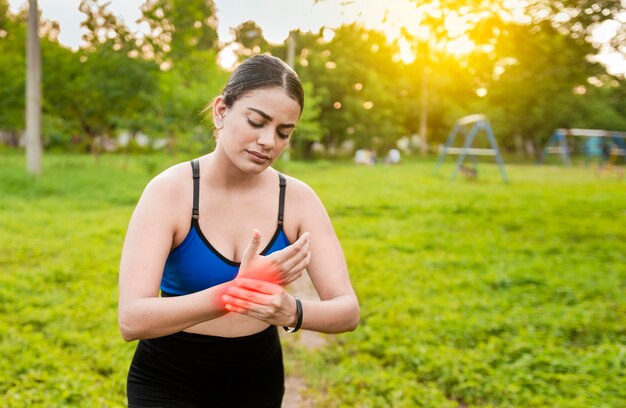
[26,0,42,175]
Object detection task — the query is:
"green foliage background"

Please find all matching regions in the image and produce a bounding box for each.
[1,153,624,407]
[2,0,625,158]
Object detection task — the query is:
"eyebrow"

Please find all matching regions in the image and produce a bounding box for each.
[247,107,296,129]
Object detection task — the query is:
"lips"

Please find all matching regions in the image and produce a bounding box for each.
[246,149,271,163]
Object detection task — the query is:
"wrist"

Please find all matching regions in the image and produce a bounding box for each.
[283,297,303,333]
[289,296,298,326]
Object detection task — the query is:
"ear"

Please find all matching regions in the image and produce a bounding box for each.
[213,96,227,123]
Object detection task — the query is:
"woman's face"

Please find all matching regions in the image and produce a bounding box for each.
[214,87,301,174]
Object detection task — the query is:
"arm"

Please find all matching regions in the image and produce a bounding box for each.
[118,172,313,341]
[222,181,360,334]
[294,184,360,333]
[118,173,228,341]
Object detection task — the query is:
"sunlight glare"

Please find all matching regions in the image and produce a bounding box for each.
[398,37,415,64]
[446,36,475,56]
[217,43,238,70]
[444,12,468,38]
[322,27,336,42]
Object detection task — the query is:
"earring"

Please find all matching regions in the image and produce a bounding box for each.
[215,119,223,129]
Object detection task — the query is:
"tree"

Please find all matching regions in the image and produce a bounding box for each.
[481,20,604,154]
[138,0,219,65]
[49,0,160,156]
[1,0,81,152]
[146,48,227,153]
[26,0,42,174]
[229,20,270,61]
[0,0,26,142]
[279,25,408,156]
[402,0,625,152]
[288,81,323,159]
[136,0,226,152]
[570,75,626,130]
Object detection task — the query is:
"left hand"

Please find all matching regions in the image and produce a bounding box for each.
[238,229,311,287]
[221,278,297,327]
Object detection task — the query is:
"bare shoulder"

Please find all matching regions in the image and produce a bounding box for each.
[281,173,323,207]
[281,173,317,198]
[281,173,332,236]
[142,161,191,200]
[134,161,194,225]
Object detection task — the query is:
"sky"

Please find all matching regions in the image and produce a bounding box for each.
[6,0,424,46]
[6,0,626,75]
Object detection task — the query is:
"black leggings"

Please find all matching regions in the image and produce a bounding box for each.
[127,326,284,408]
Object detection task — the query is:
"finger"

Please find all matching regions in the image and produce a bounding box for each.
[233,277,282,295]
[283,251,311,285]
[222,295,273,320]
[224,285,272,304]
[222,293,252,307]
[270,232,309,262]
[222,294,250,312]
[292,232,309,248]
[279,250,311,285]
[241,229,262,265]
[283,271,303,286]
[285,252,311,279]
[224,302,269,321]
[291,251,311,273]
[223,300,266,319]
[280,241,310,271]
[224,303,246,314]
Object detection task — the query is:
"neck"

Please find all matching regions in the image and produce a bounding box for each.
[203,147,271,189]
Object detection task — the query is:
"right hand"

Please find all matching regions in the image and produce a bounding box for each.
[237,229,310,286]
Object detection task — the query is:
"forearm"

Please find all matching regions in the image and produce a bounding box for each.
[298,295,360,334]
[119,286,227,341]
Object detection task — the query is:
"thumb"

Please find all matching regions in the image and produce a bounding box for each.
[241,228,262,266]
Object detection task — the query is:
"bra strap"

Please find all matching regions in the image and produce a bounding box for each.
[278,173,286,226]
[191,159,200,220]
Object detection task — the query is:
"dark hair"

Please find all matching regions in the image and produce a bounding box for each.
[221,54,304,113]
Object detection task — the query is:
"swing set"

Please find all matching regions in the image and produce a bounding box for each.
[541,128,626,165]
[434,114,509,183]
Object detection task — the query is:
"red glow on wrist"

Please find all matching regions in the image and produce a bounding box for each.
[237,264,281,285]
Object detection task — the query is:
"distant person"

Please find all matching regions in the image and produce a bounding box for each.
[601,141,611,163]
[369,149,377,165]
[354,148,368,164]
[118,54,360,407]
[385,148,401,164]
[354,148,375,165]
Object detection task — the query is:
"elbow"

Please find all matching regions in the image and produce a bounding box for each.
[118,311,140,342]
[345,301,361,332]
[120,325,138,342]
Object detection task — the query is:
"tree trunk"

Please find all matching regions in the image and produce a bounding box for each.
[419,65,428,155]
[514,132,523,155]
[26,0,42,175]
[91,136,102,163]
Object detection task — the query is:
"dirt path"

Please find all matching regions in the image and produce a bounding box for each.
[280,272,328,408]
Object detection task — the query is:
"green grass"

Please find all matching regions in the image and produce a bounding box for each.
[1,153,625,407]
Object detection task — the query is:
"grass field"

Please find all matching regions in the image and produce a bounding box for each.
[1,153,625,407]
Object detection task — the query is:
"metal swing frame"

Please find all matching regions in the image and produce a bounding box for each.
[434,114,509,183]
[541,128,626,165]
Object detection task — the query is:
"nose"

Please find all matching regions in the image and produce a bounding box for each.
[256,128,275,150]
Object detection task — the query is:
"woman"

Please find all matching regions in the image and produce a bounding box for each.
[118,54,360,407]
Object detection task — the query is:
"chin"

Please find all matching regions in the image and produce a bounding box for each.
[239,161,273,175]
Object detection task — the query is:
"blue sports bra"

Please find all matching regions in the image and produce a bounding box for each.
[160,159,291,296]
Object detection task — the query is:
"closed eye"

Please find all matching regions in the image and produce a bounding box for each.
[248,118,291,139]
[247,119,263,128]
